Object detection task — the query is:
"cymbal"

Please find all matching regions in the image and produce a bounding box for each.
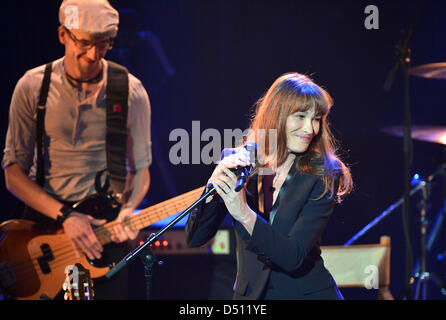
[381,125,446,145]
[409,62,446,79]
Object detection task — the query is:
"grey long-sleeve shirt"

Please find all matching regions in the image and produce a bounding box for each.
[3,58,152,201]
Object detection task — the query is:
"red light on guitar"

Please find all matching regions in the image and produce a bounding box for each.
[155,240,161,247]
[162,240,168,247]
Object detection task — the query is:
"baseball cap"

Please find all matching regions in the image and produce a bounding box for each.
[59,0,119,38]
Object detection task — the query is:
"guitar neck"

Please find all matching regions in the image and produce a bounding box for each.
[94,186,205,245]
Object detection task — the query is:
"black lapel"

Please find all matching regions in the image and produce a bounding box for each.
[245,174,261,217]
[270,168,317,232]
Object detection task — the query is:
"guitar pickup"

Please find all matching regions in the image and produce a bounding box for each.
[0,262,16,288]
[40,243,54,260]
[37,243,54,274]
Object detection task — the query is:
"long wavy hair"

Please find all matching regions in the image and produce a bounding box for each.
[246,73,353,203]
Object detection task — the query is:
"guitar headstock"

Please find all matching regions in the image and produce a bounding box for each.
[63,263,94,300]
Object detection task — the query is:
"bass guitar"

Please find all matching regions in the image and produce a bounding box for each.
[0,186,204,300]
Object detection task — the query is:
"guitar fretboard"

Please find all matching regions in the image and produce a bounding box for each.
[94,186,205,245]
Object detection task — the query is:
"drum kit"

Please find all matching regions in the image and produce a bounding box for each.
[385,63,446,300]
[347,62,446,300]
[383,62,446,146]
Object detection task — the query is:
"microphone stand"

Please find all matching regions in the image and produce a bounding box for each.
[343,178,426,246]
[105,166,253,299]
[411,159,446,299]
[383,0,423,299]
[105,186,215,298]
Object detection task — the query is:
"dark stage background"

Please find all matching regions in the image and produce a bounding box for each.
[2,0,446,300]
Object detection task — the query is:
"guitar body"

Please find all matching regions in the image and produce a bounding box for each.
[0,194,119,300]
[0,186,204,300]
[0,219,110,300]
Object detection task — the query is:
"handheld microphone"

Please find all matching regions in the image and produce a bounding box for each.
[208,141,257,194]
[234,141,257,192]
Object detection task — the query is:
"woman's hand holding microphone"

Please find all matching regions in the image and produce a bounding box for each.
[207,147,257,235]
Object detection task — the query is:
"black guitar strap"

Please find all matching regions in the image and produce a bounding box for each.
[36,62,53,187]
[105,61,129,196]
[16,63,53,224]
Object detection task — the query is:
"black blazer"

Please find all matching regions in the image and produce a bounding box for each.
[186,164,343,300]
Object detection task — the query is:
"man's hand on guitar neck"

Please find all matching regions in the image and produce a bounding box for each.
[107,167,150,243]
[111,207,138,243]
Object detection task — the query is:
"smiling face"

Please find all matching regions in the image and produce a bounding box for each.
[248,73,333,167]
[58,26,111,80]
[285,107,321,154]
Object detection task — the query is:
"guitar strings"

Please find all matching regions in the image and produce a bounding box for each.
[42,187,206,272]
[93,187,204,243]
[8,187,206,276]
[10,188,202,273]
[9,195,199,277]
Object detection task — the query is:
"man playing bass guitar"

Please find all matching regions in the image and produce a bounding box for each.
[2,0,152,299]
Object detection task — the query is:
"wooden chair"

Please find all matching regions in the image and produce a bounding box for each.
[321,236,393,300]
